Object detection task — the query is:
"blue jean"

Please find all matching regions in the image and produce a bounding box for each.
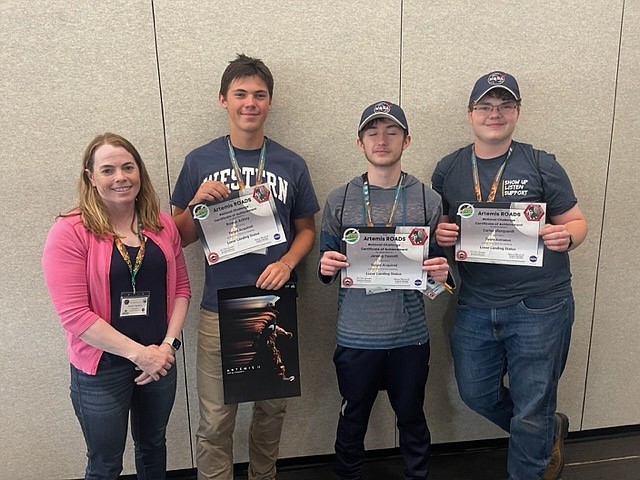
[333,343,431,480]
[450,295,574,480]
[70,354,177,480]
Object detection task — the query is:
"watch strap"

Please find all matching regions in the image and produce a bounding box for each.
[163,336,181,351]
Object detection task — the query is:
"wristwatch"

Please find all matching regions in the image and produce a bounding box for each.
[163,336,182,351]
[567,235,574,251]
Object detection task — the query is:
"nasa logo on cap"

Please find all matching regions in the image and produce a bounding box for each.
[487,72,506,86]
[470,71,521,103]
[374,102,392,114]
[358,100,409,133]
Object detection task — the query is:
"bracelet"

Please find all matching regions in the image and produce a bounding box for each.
[567,234,574,251]
[278,259,293,271]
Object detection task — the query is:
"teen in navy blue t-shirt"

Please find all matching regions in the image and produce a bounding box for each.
[432,71,587,480]
[171,54,319,480]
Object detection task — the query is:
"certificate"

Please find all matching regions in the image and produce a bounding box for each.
[455,202,545,267]
[340,226,429,290]
[190,185,287,265]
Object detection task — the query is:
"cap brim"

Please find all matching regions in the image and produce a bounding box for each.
[472,85,520,103]
[358,113,408,132]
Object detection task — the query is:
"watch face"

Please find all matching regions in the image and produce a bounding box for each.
[172,338,182,351]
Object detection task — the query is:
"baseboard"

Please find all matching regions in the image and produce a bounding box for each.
[132,423,640,479]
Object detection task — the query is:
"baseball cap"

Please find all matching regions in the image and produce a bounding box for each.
[358,101,408,134]
[469,71,521,103]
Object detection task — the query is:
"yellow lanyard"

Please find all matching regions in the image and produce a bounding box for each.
[471,144,513,202]
[114,235,146,293]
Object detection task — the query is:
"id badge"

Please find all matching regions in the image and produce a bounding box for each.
[424,277,445,300]
[120,291,150,317]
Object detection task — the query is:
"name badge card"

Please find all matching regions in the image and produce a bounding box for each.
[190,185,287,265]
[340,226,429,291]
[120,291,150,317]
[455,202,545,267]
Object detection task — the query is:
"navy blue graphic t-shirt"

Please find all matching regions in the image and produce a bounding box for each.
[431,141,577,307]
[171,136,319,311]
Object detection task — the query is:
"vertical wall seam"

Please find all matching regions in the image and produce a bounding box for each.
[396,0,404,449]
[399,0,404,107]
[150,0,196,467]
[150,0,173,207]
[579,0,626,431]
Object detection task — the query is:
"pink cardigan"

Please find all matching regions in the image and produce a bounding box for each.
[42,210,191,374]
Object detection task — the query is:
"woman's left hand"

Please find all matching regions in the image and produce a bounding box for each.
[134,342,175,385]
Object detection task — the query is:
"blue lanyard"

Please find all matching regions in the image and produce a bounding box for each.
[226,136,267,189]
[362,172,405,227]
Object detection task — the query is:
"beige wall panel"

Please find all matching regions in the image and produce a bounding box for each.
[402,0,623,441]
[0,2,192,478]
[584,0,640,429]
[154,0,404,460]
[1,0,636,476]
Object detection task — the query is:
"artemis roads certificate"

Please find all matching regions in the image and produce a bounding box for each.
[190,185,287,265]
[455,202,546,267]
[340,226,429,290]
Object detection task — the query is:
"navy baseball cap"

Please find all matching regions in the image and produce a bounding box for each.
[469,71,521,103]
[358,101,408,134]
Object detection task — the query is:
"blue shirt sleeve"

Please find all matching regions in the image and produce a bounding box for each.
[170,155,198,210]
[291,161,320,219]
[538,151,577,217]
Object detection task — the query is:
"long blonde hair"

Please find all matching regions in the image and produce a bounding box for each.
[73,132,163,237]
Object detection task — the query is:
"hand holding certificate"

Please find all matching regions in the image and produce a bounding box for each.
[455,202,546,267]
[340,226,429,291]
[190,185,287,265]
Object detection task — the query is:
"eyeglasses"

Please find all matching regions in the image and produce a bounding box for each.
[472,103,519,114]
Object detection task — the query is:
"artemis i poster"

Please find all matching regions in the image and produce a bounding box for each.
[217,284,301,404]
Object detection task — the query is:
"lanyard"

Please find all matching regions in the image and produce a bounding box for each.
[471,144,513,202]
[114,234,146,293]
[226,135,267,190]
[362,172,405,227]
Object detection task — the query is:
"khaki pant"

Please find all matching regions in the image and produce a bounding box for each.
[196,308,287,480]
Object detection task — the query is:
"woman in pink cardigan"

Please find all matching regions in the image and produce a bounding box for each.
[42,133,191,479]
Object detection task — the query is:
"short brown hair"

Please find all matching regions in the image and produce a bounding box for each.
[468,89,522,112]
[357,118,408,142]
[219,54,274,99]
